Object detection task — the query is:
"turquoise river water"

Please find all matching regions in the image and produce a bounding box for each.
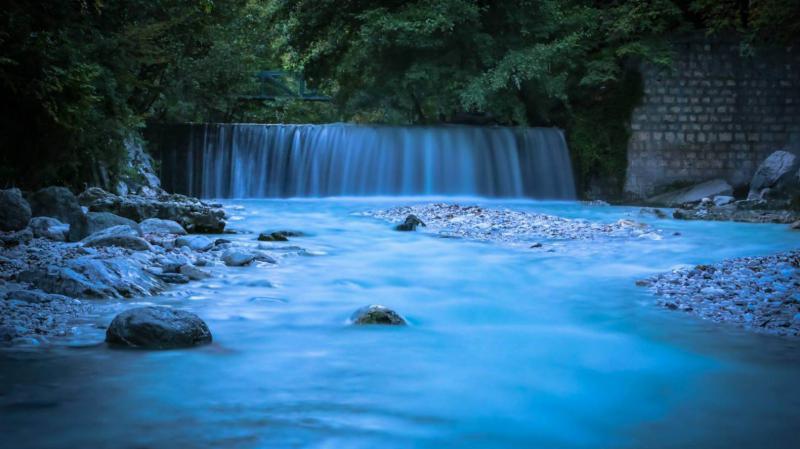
[1,198,799,449]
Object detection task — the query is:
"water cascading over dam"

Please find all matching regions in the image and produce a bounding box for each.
[156,124,576,199]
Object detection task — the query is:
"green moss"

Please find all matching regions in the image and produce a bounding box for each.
[567,69,644,198]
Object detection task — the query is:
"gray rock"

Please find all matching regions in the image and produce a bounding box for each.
[3,290,70,304]
[175,235,213,252]
[253,251,277,264]
[0,188,32,232]
[646,179,733,207]
[748,150,799,199]
[105,306,212,349]
[791,220,800,230]
[257,230,305,242]
[29,217,69,241]
[258,232,288,242]
[86,211,138,236]
[67,256,163,297]
[156,273,190,284]
[27,187,88,241]
[222,249,256,266]
[179,264,211,280]
[0,228,33,247]
[77,187,115,206]
[140,218,186,235]
[350,305,407,325]
[18,265,116,298]
[87,193,225,234]
[639,208,667,219]
[713,195,735,207]
[82,225,151,251]
[116,139,165,197]
[395,214,426,231]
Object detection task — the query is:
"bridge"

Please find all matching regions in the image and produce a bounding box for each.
[240,71,330,102]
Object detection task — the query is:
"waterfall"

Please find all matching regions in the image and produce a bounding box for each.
[157,123,576,199]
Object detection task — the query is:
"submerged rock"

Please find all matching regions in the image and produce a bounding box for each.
[222,249,256,267]
[175,235,213,252]
[0,188,32,232]
[350,305,407,325]
[157,273,190,284]
[639,208,667,219]
[257,230,305,242]
[179,264,211,280]
[105,306,212,349]
[258,232,288,242]
[395,214,426,231]
[27,187,88,241]
[29,217,69,241]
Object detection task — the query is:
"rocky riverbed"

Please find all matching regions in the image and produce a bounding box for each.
[0,187,297,347]
[362,203,663,247]
[637,251,800,337]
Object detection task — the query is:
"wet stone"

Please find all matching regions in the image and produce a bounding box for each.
[351,305,407,326]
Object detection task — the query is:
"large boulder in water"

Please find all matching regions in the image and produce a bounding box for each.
[106,306,212,349]
[27,187,88,241]
[350,305,407,325]
[0,188,31,232]
[646,179,733,207]
[85,192,225,233]
[748,150,800,200]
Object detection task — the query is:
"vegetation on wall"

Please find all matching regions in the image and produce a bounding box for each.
[1,0,798,194]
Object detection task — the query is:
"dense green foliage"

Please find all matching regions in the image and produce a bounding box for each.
[0,0,252,188]
[1,0,798,194]
[268,0,683,194]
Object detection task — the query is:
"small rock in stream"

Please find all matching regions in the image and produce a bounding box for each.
[350,305,407,325]
[222,249,256,267]
[105,306,212,349]
[395,214,426,231]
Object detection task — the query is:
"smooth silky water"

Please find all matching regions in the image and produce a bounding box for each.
[1,198,799,449]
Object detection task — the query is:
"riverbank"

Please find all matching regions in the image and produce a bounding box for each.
[0,188,299,346]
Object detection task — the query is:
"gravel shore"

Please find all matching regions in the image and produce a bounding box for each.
[638,250,800,337]
[362,203,662,247]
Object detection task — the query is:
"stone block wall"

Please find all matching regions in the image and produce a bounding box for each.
[624,35,800,198]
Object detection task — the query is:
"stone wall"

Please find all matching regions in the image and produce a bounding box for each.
[624,35,800,199]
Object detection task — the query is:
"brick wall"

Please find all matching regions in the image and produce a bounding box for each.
[624,35,800,198]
